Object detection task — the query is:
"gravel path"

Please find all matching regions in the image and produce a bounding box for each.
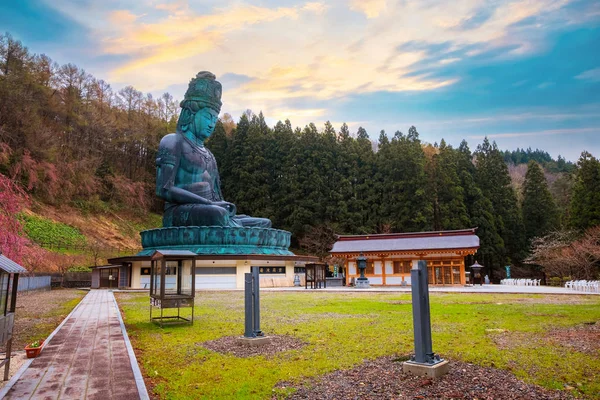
[278,356,577,400]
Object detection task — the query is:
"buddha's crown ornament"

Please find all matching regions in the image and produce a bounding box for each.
[182,71,222,113]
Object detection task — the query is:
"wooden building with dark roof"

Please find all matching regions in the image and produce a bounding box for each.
[330,228,480,286]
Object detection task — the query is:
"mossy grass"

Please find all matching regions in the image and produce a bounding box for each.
[116,292,600,399]
[20,213,86,249]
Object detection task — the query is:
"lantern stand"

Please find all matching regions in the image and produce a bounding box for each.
[355,253,370,289]
[149,250,196,327]
[470,261,484,286]
[0,251,27,381]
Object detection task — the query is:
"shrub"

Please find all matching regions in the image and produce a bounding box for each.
[548,277,562,287]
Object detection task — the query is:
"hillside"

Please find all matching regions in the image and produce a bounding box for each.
[24,203,160,250]
[18,202,161,271]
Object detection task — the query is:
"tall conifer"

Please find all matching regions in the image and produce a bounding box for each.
[522,160,559,242]
[570,151,600,230]
[475,138,526,274]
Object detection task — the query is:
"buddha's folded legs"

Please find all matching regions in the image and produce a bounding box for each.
[163,205,272,228]
[163,204,233,227]
[232,214,272,228]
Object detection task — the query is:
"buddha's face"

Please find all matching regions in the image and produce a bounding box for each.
[192,107,219,142]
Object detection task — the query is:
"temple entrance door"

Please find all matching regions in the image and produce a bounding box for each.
[434,266,442,285]
[99,268,119,288]
[443,266,452,285]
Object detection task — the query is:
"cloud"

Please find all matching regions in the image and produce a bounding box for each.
[155,1,188,15]
[109,10,139,24]
[575,68,600,82]
[349,0,386,18]
[456,5,497,30]
[537,81,555,89]
[105,3,320,78]
[38,0,592,124]
[439,58,461,65]
[303,2,328,15]
[270,107,327,120]
[461,109,600,124]
[469,127,598,139]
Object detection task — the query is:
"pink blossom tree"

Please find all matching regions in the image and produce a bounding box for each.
[0,173,46,271]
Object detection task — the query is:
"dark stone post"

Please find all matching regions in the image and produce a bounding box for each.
[411,260,434,363]
[403,260,449,377]
[240,267,270,345]
[244,272,254,338]
[243,267,263,338]
[252,266,262,336]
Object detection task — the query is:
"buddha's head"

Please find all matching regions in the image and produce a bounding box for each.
[177,71,222,142]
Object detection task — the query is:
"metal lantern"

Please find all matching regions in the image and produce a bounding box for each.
[355,253,370,288]
[470,261,484,286]
[149,250,196,326]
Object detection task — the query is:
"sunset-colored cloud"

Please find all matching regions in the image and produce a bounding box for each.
[59,0,582,104]
[105,3,322,77]
[350,0,387,18]
[270,108,327,120]
[109,10,139,25]
[33,0,598,154]
[4,0,597,160]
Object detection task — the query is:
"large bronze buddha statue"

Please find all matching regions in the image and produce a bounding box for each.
[155,71,271,228]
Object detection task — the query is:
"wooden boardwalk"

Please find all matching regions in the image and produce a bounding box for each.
[3,290,148,399]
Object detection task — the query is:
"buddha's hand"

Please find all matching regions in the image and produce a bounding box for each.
[213,201,237,216]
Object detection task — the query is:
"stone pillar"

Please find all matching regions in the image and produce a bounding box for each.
[403,260,449,377]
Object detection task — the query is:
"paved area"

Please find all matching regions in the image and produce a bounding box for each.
[262,284,599,295]
[2,290,148,400]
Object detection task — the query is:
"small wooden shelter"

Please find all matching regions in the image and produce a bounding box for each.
[0,252,27,380]
[149,250,196,326]
[305,263,327,289]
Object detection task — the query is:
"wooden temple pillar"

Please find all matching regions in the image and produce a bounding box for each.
[344,258,349,286]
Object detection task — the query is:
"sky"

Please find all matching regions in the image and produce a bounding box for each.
[1,0,599,161]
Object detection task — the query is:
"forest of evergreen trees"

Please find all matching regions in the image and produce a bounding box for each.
[1,33,599,279]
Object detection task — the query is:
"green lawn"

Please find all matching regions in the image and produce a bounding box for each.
[116,292,600,399]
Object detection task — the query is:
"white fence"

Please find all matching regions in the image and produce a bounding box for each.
[17,276,51,292]
[564,280,599,293]
[501,278,541,286]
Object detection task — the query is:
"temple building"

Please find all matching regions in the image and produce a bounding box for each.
[96,253,316,290]
[330,229,479,286]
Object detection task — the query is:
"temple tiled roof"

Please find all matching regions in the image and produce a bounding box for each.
[0,254,27,274]
[330,228,479,254]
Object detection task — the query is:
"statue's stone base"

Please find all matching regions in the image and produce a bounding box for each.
[139,226,293,256]
[355,278,370,289]
[236,336,272,346]
[402,360,449,378]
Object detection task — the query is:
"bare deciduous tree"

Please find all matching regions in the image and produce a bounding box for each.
[526,228,600,279]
